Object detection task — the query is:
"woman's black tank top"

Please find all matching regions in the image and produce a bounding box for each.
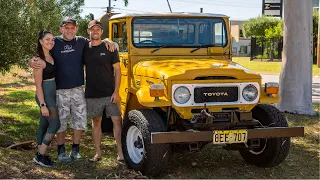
[43,60,56,80]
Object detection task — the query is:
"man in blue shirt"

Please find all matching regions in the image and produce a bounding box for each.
[30,18,116,162]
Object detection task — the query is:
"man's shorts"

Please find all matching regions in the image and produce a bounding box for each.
[56,86,87,133]
[86,97,121,118]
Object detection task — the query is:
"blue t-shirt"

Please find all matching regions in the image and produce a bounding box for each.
[51,36,88,90]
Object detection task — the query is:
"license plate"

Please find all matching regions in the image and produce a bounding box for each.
[213,130,248,144]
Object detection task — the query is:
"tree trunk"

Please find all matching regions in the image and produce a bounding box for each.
[261,40,264,61]
[279,0,315,115]
[270,38,274,61]
[272,37,275,61]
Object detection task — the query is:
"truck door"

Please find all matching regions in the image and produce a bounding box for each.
[112,22,129,116]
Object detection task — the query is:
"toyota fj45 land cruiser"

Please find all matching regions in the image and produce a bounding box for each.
[106,12,304,176]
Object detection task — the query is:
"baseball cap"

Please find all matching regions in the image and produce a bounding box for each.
[61,18,77,27]
[88,20,103,29]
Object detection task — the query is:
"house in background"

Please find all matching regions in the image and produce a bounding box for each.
[314,0,319,10]
[230,20,251,57]
[230,0,318,58]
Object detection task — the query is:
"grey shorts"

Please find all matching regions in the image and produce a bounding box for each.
[86,97,121,118]
[56,86,87,133]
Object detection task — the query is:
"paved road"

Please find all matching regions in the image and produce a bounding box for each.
[261,74,320,103]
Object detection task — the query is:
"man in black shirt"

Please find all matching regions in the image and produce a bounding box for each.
[83,20,123,162]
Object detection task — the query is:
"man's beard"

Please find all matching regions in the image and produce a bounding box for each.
[63,34,75,40]
[91,35,100,40]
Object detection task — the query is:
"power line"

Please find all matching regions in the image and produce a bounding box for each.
[81,6,108,9]
[114,0,173,12]
[170,2,196,10]
[113,8,150,13]
[176,0,261,6]
[82,0,261,13]
[170,0,261,8]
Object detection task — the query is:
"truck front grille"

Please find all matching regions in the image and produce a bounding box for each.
[194,87,239,103]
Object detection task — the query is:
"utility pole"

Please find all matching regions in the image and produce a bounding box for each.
[279,0,315,115]
[166,0,172,12]
[107,0,112,13]
[317,0,320,67]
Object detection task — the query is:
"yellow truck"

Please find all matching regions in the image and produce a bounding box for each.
[105,12,304,176]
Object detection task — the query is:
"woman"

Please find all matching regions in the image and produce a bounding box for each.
[33,30,60,167]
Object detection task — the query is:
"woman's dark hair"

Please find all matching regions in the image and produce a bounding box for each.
[37,30,53,60]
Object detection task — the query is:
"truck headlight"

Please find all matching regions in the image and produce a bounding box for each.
[174,86,191,104]
[242,84,258,101]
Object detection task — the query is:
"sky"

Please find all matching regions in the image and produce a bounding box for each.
[80,0,264,20]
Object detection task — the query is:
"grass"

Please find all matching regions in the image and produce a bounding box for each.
[233,57,320,76]
[0,67,319,179]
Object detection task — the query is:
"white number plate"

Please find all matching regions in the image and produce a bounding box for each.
[213,130,248,144]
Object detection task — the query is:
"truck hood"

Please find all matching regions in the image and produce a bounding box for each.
[133,59,261,80]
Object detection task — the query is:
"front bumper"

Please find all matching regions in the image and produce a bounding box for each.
[151,127,304,144]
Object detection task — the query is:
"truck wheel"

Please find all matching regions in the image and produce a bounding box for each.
[122,109,170,176]
[239,104,291,167]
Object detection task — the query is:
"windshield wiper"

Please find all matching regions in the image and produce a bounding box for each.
[151,45,169,53]
[190,45,213,53]
[151,44,184,53]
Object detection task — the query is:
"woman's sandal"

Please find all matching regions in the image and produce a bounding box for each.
[116,158,125,165]
[89,156,102,162]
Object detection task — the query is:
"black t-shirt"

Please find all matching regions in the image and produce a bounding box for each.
[83,42,120,98]
[51,36,87,90]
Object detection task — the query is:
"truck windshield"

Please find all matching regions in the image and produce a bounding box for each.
[132,17,227,48]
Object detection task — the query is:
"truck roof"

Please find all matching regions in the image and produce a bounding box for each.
[110,12,229,20]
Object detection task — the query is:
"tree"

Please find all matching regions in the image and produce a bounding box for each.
[123,0,128,6]
[243,16,281,39]
[0,0,84,72]
[265,21,283,60]
[76,14,92,38]
[57,0,85,19]
[243,16,282,60]
[313,10,318,64]
[279,0,315,115]
[0,0,63,72]
[76,0,129,39]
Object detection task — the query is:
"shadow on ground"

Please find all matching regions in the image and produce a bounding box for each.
[161,142,319,179]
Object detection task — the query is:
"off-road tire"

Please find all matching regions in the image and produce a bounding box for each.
[239,104,291,167]
[122,109,170,176]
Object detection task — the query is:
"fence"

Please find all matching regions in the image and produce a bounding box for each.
[250,37,283,61]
